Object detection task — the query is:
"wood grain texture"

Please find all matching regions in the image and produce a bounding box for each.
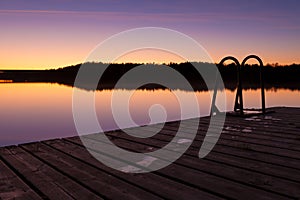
[0,107,299,199]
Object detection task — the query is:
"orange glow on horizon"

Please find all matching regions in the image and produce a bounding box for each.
[1,50,298,70]
[1,40,299,70]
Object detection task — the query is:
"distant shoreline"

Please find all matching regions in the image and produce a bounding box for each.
[1,62,300,91]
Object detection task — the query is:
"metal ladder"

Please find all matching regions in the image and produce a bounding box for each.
[211,55,266,116]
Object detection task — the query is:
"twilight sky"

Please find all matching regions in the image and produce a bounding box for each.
[0,0,299,69]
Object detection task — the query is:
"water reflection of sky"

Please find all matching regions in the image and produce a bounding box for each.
[0,83,299,147]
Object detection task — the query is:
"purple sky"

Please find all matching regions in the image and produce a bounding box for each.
[0,0,299,69]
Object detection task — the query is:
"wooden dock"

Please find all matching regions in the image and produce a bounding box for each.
[0,107,300,199]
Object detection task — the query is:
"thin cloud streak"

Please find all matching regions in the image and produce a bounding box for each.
[0,9,295,24]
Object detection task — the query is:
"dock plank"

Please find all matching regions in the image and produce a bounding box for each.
[176,120,300,149]
[0,146,101,200]
[0,107,300,199]
[67,136,291,200]
[82,132,300,199]
[151,121,300,154]
[133,123,300,169]
[0,159,42,200]
[44,139,222,200]
[21,142,163,200]
[105,126,300,182]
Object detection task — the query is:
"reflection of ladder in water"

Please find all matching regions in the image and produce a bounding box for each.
[211,55,266,116]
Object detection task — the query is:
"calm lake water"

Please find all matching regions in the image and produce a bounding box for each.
[0,82,299,147]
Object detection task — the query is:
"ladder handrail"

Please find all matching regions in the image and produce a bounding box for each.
[211,55,266,116]
[211,56,243,115]
[241,55,265,114]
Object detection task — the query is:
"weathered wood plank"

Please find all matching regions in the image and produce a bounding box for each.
[103,127,300,180]
[158,122,300,155]
[109,125,300,172]
[44,139,222,200]
[0,146,102,200]
[135,124,300,169]
[67,136,291,200]
[0,159,42,200]
[109,126,300,182]
[83,132,300,198]
[202,113,300,137]
[181,119,300,146]
[199,118,300,140]
[21,142,163,200]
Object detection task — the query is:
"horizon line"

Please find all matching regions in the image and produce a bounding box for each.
[1,61,300,71]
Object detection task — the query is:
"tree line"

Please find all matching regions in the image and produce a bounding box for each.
[0,62,299,91]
